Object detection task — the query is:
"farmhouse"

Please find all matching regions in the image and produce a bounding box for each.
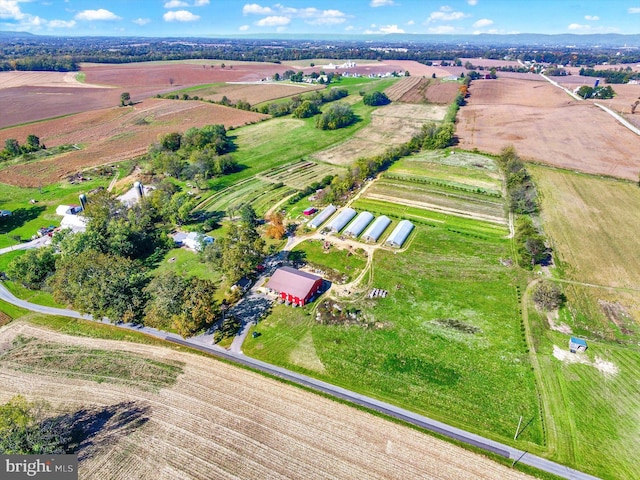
[183,232,213,252]
[265,266,323,306]
[569,337,588,353]
[60,214,88,233]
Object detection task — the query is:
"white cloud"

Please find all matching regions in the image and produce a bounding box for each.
[163,10,200,22]
[428,25,456,34]
[239,24,250,31]
[0,0,26,20]
[194,0,209,5]
[629,7,640,13]
[164,0,188,8]
[407,19,414,25]
[48,19,76,28]
[370,0,395,6]
[133,18,151,26]
[256,15,290,26]
[305,9,347,25]
[365,24,404,34]
[568,23,589,31]
[584,15,599,21]
[243,4,273,15]
[467,0,478,5]
[473,18,493,28]
[344,25,355,31]
[428,6,468,22]
[75,9,121,21]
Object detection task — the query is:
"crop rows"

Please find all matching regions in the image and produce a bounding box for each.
[0,323,532,480]
[383,173,502,197]
[384,76,423,101]
[367,179,505,221]
[258,160,341,189]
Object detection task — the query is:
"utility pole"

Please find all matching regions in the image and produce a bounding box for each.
[514,415,523,440]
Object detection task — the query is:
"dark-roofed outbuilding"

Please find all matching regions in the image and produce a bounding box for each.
[265,267,323,306]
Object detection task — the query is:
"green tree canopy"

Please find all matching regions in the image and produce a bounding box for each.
[362,91,391,106]
[315,103,356,130]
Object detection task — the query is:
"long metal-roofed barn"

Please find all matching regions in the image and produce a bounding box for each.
[344,211,374,237]
[308,204,336,229]
[361,215,391,242]
[385,220,414,247]
[327,207,357,232]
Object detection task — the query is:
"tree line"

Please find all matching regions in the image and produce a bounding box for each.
[1,135,44,162]
[578,67,640,84]
[3,36,640,72]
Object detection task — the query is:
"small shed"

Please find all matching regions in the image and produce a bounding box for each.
[303,207,317,216]
[344,211,374,238]
[308,204,336,229]
[361,215,391,243]
[0,210,12,218]
[385,220,414,248]
[326,207,357,233]
[569,337,588,353]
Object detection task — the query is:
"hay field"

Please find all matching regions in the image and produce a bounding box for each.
[0,99,267,187]
[0,321,533,480]
[386,77,460,104]
[312,103,447,166]
[457,77,640,180]
[531,165,640,337]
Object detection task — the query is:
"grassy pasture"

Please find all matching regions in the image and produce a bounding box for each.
[528,305,640,480]
[530,165,640,338]
[246,211,542,447]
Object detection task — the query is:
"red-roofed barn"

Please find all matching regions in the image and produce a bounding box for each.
[265,267,323,306]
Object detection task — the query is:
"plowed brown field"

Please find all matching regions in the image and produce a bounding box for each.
[0,98,267,187]
[457,77,640,180]
[0,321,533,480]
[183,82,324,105]
[386,77,460,104]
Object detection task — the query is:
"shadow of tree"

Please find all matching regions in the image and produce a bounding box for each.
[0,206,46,236]
[51,401,151,460]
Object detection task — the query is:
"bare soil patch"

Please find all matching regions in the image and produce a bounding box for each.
[189,82,324,105]
[312,103,446,166]
[457,77,640,180]
[0,71,102,90]
[0,98,267,187]
[0,322,533,480]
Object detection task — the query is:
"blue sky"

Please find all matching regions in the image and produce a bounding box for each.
[2,1,640,37]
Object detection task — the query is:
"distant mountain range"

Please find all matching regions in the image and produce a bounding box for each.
[1,30,640,48]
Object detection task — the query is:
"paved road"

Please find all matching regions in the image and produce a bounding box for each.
[0,281,601,480]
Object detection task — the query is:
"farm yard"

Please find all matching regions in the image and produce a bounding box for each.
[0,320,536,480]
[246,218,544,448]
[456,76,640,180]
[0,98,267,187]
[311,103,447,166]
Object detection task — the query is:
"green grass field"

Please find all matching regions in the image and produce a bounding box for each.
[290,239,367,283]
[527,303,640,480]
